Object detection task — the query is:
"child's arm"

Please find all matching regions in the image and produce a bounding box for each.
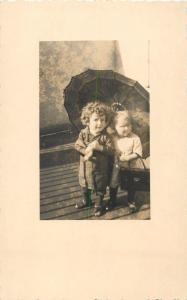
[120,136,142,161]
[87,135,113,155]
[83,149,94,161]
[120,152,138,161]
[132,135,142,158]
[74,131,87,156]
[75,130,95,161]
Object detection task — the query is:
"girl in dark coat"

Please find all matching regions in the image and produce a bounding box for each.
[74,101,113,217]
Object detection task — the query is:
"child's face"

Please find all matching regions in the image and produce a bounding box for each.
[115,118,132,137]
[89,112,106,135]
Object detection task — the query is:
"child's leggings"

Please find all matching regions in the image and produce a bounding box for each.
[81,187,104,208]
[110,175,135,204]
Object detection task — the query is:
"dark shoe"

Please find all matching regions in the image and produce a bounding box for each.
[128,202,137,213]
[75,199,87,209]
[105,201,115,211]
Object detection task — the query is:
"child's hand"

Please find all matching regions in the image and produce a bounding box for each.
[88,140,103,151]
[85,146,92,154]
[84,149,93,161]
[119,154,131,162]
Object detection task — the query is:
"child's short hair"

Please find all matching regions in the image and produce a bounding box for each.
[81,101,113,126]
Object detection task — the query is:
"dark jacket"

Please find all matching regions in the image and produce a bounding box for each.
[75,127,113,194]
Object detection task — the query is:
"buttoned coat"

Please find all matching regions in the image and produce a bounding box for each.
[75,127,113,194]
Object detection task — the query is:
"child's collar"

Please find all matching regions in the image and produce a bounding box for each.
[117,132,133,138]
[87,125,107,137]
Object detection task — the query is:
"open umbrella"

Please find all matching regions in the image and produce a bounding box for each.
[64,69,150,157]
[64,69,149,130]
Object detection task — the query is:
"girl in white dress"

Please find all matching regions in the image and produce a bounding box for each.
[108,111,143,212]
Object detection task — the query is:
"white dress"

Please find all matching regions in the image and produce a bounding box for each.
[110,132,150,188]
[114,132,145,169]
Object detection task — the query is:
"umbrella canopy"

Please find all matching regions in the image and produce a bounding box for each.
[64,69,150,158]
[64,69,149,131]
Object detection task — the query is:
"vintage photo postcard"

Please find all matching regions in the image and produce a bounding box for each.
[40,41,150,220]
[1,2,187,300]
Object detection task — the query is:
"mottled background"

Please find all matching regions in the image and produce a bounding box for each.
[40,41,124,132]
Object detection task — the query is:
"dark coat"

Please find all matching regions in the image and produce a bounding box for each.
[75,127,113,194]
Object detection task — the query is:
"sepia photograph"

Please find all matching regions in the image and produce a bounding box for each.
[40,41,150,220]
